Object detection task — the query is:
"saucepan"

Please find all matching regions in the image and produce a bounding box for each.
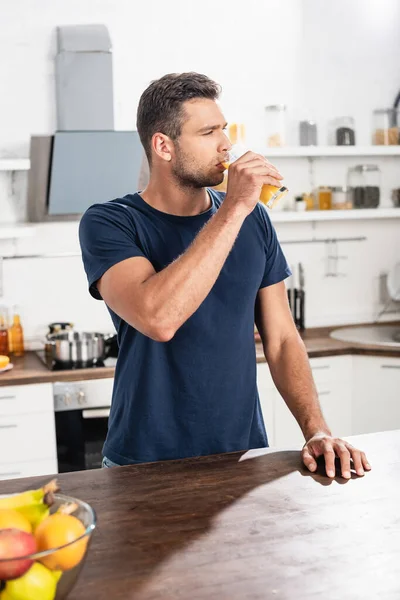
[45,324,118,367]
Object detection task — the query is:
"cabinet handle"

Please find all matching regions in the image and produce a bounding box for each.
[381,365,400,370]
[0,472,21,478]
[318,391,331,396]
[0,396,16,401]
[312,365,330,370]
[0,424,18,429]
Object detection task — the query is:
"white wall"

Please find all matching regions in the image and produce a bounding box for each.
[0,0,399,342]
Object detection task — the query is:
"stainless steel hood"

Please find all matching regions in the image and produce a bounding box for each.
[27,131,149,222]
[27,24,149,222]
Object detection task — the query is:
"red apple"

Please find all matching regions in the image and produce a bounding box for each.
[0,528,37,580]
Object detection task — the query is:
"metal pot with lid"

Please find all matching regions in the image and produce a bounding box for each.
[45,325,118,367]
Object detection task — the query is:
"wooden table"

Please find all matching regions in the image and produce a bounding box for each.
[1,430,399,599]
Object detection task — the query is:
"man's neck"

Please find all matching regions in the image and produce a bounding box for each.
[140,172,211,217]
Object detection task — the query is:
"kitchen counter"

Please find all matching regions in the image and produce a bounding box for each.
[1,321,399,387]
[1,429,399,599]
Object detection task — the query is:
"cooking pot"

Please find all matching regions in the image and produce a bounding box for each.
[45,331,117,367]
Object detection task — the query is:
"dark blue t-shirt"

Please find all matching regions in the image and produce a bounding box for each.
[79,189,291,465]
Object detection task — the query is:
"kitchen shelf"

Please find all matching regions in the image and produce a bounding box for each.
[269,208,400,223]
[0,225,36,239]
[0,159,30,171]
[261,146,400,158]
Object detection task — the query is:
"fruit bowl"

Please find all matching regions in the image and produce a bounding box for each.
[0,492,96,600]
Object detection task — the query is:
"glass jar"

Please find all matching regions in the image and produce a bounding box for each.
[316,186,332,210]
[329,117,356,146]
[299,120,318,146]
[347,165,381,208]
[331,186,352,210]
[372,109,400,145]
[265,104,287,147]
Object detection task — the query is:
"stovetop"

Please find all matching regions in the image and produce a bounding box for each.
[36,350,117,371]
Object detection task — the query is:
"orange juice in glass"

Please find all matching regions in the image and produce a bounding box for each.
[222,150,288,209]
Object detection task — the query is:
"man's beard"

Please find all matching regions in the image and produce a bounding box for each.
[171,144,224,189]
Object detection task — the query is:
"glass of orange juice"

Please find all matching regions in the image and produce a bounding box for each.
[222,149,288,209]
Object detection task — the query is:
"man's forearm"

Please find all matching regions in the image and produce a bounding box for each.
[142,203,247,337]
[265,332,332,441]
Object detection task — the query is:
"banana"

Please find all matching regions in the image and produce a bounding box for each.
[0,480,59,511]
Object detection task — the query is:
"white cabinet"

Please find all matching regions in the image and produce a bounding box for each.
[258,356,353,448]
[0,383,57,480]
[352,356,400,435]
[256,363,275,446]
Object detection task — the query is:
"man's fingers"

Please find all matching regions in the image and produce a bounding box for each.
[322,444,336,478]
[348,447,364,477]
[301,447,317,472]
[336,444,351,479]
[361,451,371,471]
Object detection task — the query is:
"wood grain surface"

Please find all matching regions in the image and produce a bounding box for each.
[1,430,399,599]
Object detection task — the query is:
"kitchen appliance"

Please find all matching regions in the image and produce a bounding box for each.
[27,23,149,222]
[53,378,114,471]
[45,331,117,369]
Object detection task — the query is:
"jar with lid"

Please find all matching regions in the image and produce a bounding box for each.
[329,117,356,146]
[299,120,318,146]
[316,186,332,210]
[347,165,381,208]
[372,109,400,145]
[331,186,352,210]
[265,104,287,147]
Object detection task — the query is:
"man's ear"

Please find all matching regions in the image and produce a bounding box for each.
[152,132,174,162]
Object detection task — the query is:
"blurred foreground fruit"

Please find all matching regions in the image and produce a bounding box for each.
[0,511,32,534]
[0,356,10,369]
[0,481,58,532]
[35,505,87,571]
[0,530,37,580]
[0,562,60,600]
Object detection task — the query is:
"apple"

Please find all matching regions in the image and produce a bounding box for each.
[0,529,37,580]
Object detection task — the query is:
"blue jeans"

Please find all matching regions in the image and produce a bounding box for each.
[102,456,120,468]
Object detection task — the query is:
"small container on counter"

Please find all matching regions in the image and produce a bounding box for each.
[329,117,356,146]
[316,186,332,210]
[347,165,381,209]
[0,306,9,356]
[265,104,287,147]
[9,306,25,357]
[372,108,400,145]
[331,186,353,210]
[299,120,318,146]
[302,192,315,211]
[294,196,307,211]
[391,188,400,208]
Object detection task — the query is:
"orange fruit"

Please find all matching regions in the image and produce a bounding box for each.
[35,513,87,571]
[0,509,32,533]
[0,355,10,369]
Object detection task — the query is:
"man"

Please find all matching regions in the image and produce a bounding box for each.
[79,72,371,479]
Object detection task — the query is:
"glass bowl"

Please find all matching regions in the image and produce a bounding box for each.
[0,493,96,600]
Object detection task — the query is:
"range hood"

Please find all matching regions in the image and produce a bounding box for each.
[27,24,149,222]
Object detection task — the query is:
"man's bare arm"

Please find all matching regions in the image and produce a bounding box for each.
[255,281,331,440]
[97,152,282,342]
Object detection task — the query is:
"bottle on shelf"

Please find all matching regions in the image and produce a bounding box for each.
[0,306,9,356]
[9,306,24,357]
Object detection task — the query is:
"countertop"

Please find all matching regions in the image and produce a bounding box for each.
[1,429,399,599]
[1,322,399,387]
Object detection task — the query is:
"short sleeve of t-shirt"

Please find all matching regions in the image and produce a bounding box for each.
[79,202,147,300]
[257,203,292,289]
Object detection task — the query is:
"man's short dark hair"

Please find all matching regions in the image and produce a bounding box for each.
[136,72,221,164]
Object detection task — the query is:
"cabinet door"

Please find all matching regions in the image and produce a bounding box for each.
[353,356,400,434]
[256,363,275,446]
[0,411,57,463]
[0,383,53,416]
[273,355,353,448]
[0,459,58,481]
